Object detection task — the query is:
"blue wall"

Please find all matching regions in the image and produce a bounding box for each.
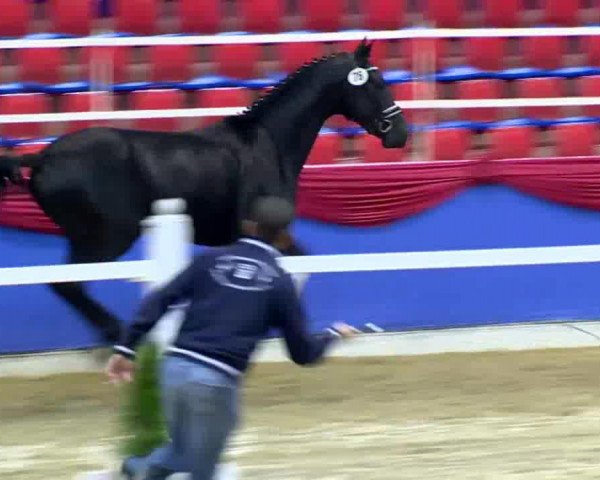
[3,185,600,354]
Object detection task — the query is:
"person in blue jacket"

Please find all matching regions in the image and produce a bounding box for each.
[106,196,355,480]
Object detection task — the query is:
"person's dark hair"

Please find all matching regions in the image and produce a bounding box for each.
[248,196,295,243]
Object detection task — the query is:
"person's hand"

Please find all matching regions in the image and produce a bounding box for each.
[332,322,359,339]
[105,354,135,385]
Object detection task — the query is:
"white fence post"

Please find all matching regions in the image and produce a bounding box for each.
[143,198,193,352]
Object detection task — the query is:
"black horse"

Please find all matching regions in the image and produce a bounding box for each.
[0,41,408,345]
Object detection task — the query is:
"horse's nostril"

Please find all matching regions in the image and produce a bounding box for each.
[379,119,393,133]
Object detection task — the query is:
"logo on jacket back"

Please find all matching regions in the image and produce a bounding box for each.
[210,255,280,291]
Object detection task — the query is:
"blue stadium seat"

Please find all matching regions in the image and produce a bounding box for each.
[486,118,541,129]
[493,67,550,81]
[436,66,491,82]
[180,76,238,90]
[382,70,413,84]
[549,116,599,125]
[239,74,283,89]
[41,82,92,95]
[548,67,600,79]
[0,83,29,95]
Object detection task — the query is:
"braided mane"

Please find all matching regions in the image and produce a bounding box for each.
[242,53,344,119]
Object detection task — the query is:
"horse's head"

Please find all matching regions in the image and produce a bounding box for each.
[337,40,409,149]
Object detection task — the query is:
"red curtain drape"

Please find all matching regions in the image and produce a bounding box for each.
[296,161,473,225]
[0,183,62,234]
[3,157,600,234]
[297,157,600,226]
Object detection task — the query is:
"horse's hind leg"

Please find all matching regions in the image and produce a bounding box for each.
[32,164,144,346]
[51,281,122,344]
[50,242,129,345]
[48,213,141,345]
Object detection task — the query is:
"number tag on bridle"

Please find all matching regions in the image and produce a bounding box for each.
[347,67,369,86]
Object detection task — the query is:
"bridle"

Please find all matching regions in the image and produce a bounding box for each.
[353,66,403,135]
[378,103,403,134]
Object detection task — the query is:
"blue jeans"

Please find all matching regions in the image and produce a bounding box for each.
[131,355,240,480]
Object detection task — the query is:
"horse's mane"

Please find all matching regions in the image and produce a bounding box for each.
[241,52,349,120]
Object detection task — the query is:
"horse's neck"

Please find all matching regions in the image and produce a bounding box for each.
[260,76,342,177]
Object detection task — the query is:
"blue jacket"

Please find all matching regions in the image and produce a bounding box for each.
[113,237,337,378]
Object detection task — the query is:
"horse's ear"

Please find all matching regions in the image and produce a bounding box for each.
[353,38,372,66]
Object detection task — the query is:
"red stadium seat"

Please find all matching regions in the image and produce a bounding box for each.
[149,45,194,82]
[465,37,507,71]
[457,79,502,123]
[427,128,470,161]
[195,88,251,126]
[426,0,463,28]
[241,0,283,33]
[329,39,367,61]
[587,35,600,66]
[196,88,250,108]
[115,0,157,35]
[552,123,596,157]
[522,36,563,69]
[0,0,30,37]
[82,47,130,83]
[306,134,341,165]
[49,0,92,35]
[488,126,534,159]
[404,38,448,71]
[16,48,65,84]
[129,89,184,132]
[58,92,111,133]
[301,0,344,31]
[213,44,260,78]
[277,42,324,72]
[393,81,436,124]
[394,82,429,101]
[363,0,406,30]
[179,0,222,33]
[357,134,405,163]
[544,0,580,26]
[578,76,600,116]
[0,94,50,138]
[370,40,395,70]
[517,78,561,119]
[483,0,522,27]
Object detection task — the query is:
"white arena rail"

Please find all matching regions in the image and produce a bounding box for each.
[0,26,599,49]
[4,239,600,284]
[2,97,600,124]
[0,260,153,286]
[278,244,600,274]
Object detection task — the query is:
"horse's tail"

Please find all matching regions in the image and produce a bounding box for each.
[0,153,42,191]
